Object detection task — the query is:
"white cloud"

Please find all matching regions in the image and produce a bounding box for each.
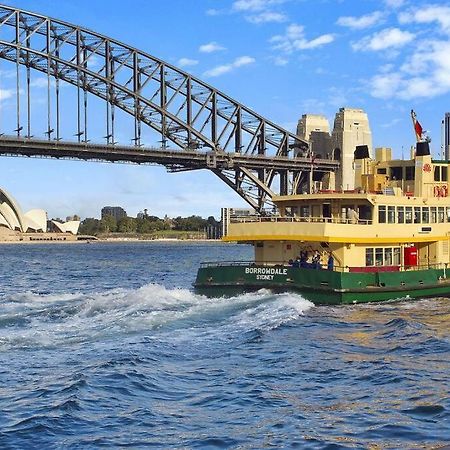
[352,27,414,51]
[232,0,289,24]
[199,42,226,53]
[272,56,289,66]
[246,11,287,24]
[336,11,384,29]
[270,23,335,53]
[0,88,14,101]
[399,5,450,35]
[203,56,256,77]
[206,8,225,16]
[178,58,199,68]
[30,77,55,88]
[370,72,403,98]
[233,56,255,67]
[368,40,450,100]
[384,0,405,8]
[232,0,285,12]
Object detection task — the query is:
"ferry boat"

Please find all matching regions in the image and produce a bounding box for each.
[195,114,450,304]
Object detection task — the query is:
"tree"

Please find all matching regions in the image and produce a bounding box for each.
[99,215,117,233]
[117,216,136,233]
[207,216,218,226]
[79,218,101,235]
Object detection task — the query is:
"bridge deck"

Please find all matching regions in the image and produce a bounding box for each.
[0,136,339,172]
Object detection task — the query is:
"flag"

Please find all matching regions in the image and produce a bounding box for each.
[415,120,423,137]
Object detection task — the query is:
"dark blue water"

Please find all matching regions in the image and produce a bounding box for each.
[0,242,449,449]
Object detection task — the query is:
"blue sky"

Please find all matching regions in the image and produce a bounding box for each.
[1,0,450,219]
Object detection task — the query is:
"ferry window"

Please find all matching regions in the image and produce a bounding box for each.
[434,166,440,182]
[431,207,437,223]
[366,248,374,266]
[438,207,445,223]
[387,206,395,223]
[447,207,450,222]
[322,203,331,219]
[414,207,421,224]
[377,168,387,175]
[405,166,415,180]
[393,247,401,265]
[300,206,310,217]
[397,206,405,223]
[405,207,413,223]
[385,248,393,265]
[434,166,448,182]
[378,206,386,223]
[422,207,429,223]
[359,205,372,223]
[375,248,383,266]
[390,166,403,180]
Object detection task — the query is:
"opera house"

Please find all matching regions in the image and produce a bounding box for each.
[0,187,80,242]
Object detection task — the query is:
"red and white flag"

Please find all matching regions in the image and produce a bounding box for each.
[415,120,423,137]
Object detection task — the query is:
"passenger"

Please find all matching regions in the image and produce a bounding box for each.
[312,250,321,269]
[288,259,294,266]
[347,207,359,224]
[292,257,300,268]
[299,251,307,268]
[327,253,334,271]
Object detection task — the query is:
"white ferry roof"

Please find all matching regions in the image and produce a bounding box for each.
[273,192,450,205]
[273,192,376,204]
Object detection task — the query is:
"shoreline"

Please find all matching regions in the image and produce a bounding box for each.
[0,237,225,245]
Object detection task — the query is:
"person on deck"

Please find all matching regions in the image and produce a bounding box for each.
[312,250,321,269]
[347,207,359,224]
[327,253,334,271]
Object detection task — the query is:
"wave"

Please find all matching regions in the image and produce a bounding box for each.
[0,284,314,350]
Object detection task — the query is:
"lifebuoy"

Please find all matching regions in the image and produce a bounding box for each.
[434,186,441,197]
[442,185,448,197]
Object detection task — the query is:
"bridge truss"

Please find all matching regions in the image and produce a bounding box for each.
[0,5,338,212]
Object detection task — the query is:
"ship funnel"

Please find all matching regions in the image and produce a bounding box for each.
[416,141,430,156]
[354,145,370,159]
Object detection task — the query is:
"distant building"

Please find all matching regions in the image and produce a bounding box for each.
[332,108,372,191]
[101,206,127,222]
[444,112,450,160]
[0,188,47,232]
[0,187,79,241]
[296,114,331,158]
[296,114,330,140]
[66,214,80,222]
[221,207,256,237]
[295,108,372,192]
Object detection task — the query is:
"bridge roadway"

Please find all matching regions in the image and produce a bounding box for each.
[0,136,339,172]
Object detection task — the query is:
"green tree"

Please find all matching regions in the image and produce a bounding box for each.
[117,216,136,233]
[79,218,101,235]
[99,215,117,233]
[136,217,153,234]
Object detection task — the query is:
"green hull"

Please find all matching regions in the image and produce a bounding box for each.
[194,264,450,304]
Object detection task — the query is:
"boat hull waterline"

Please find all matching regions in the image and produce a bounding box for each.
[194,264,450,304]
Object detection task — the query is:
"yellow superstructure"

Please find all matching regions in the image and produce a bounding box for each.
[225,143,450,272]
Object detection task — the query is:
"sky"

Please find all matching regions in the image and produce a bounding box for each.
[1,0,450,220]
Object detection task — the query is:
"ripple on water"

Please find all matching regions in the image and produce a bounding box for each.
[0,243,449,448]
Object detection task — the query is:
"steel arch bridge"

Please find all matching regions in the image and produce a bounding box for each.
[0,4,338,212]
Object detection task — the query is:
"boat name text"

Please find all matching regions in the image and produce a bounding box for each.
[245,267,287,280]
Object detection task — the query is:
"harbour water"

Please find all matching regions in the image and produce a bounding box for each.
[0,242,449,448]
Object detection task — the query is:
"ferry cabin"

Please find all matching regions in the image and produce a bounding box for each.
[224,145,450,273]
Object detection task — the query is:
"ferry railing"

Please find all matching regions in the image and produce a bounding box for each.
[230,216,372,225]
[199,260,450,273]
